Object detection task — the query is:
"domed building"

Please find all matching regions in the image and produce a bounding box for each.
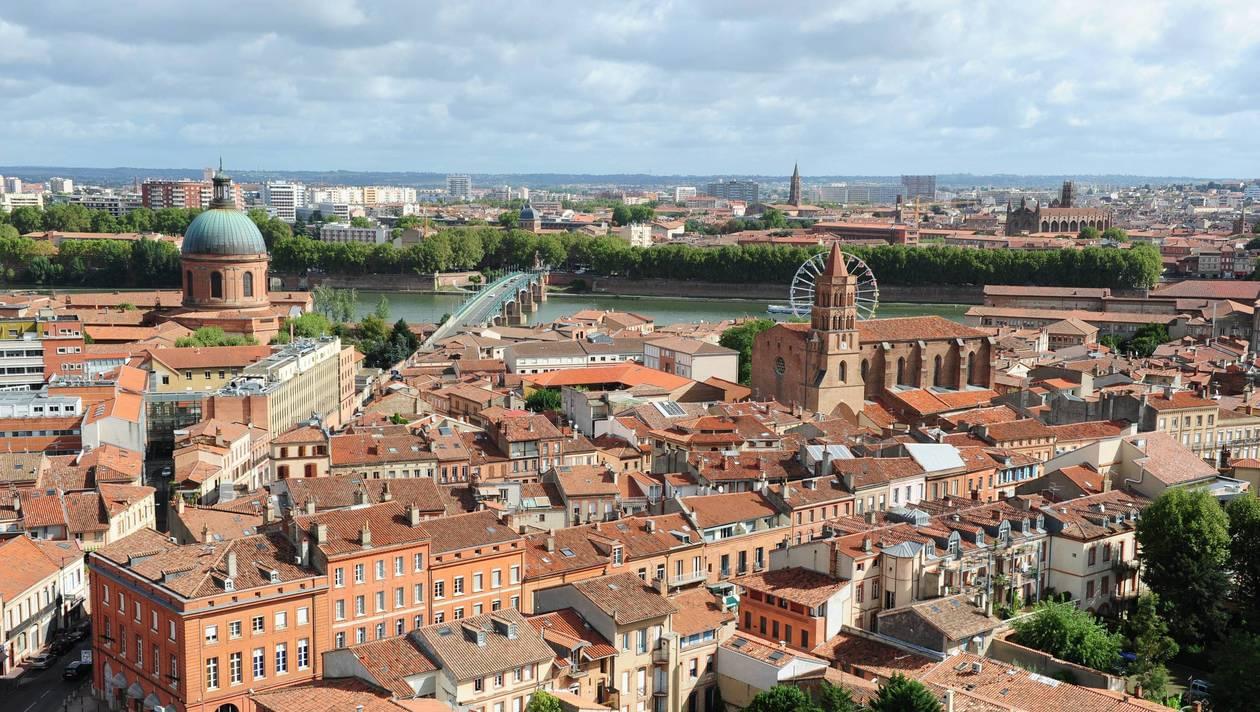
[181,167,270,310]
[519,201,541,233]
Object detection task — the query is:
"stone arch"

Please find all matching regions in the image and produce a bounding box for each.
[243,271,254,298]
[1069,220,1079,233]
[933,354,942,386]
[210,271,223,299]
[966,352,976,385]
[1040,220,1049,232]
[861,359,869,381]
[896,357,906,385]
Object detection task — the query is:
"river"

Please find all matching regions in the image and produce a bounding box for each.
[354,291,970,326]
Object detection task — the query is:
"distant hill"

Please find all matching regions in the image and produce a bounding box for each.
[0,165,1227,190]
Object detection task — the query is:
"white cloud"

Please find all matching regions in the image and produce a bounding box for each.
[0,0,1257,175]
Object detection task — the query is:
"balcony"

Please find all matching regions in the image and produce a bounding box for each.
[1111,558,1140,575]
[653,644,671,665]
[668,571,706,588]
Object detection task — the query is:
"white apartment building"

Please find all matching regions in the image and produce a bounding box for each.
[4,176,23,193]
[619,223,653,248]
[0,536,86,674]
[1,192,43,211]
[48,178,74,194]
[674,186,697,203]
[319,223,390,245]
[446,174,472,200]
[263,182,307,222]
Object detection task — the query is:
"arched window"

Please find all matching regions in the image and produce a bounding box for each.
[933,354,943,386]
[896,357,906,385]
[966,352,976,385]
[242,271,254,298]
[185,270,193,298]
[210,271,223,299]
[216,705,241,712]
[860,359,869,381]
[839,362,847,383]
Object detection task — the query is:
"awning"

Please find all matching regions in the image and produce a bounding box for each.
[126,682,144,699]
[143,693,161,710]
[112,671,127,688]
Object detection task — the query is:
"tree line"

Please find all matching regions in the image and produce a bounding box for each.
[272,227,1164,289]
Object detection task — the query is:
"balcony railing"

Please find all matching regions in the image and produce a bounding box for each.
[668,571,706,587]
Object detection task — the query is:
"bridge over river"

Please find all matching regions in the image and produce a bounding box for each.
[420,270,547,350]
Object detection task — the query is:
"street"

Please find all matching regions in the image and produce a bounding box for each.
[5,641,99,712]
[144,457,173,532]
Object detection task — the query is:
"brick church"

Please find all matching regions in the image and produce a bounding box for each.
[750,243,995,421]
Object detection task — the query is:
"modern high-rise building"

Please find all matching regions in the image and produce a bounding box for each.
[4,177,23,194]
[262,182,307,222]
[48,177,74,194]
[446,174,472,200]
[900,175,937,201]
[704,180,759,203]
[674,186,697,203]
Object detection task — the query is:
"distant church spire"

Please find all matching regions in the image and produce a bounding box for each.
[789,163,802,207]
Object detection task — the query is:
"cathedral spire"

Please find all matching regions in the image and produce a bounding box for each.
[824,241,847,277]
[788,162,802,207]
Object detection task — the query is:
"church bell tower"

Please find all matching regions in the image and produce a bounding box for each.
[803,243,865,418]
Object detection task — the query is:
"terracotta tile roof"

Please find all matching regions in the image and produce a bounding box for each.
[283,475,445,515]
[735,566,849,607]
[330,431,438,467]
[1043,490,1148,541]
[94,529,317,600]
[551,465,619,497]
[252,679,418,712]
[670,586,735,637]
[97,483,153,517]
[723,631,828,668]
[1047,420,1130,441]
[272,423,328,445]
[920,652,1169,711]
[939,405,1022,429]
[981,418,1055,442]
[833,457,925,489]
[682,491,781,529]
[527,609,618,659]
[856,316,988,343]
[498,413,563,442]
[414,609,553,681]
[1054,465,1106,495]
[174,505,263,542]
[1145,390,1218,411]
[293,501,430,557]
[882,594,1001,641]
[0,455,53,485]
[813,631,938,679]
[645,336,737,356]
[566,572,678,625]
[523,526,612,580]
[0,536,63,601]
[418,509,520,555]
[343,635,437,698]
[143,344,273,371]
[1124,431,1218,486]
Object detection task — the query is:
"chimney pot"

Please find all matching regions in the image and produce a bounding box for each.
[546,536,556,553]
[226,550,238,578]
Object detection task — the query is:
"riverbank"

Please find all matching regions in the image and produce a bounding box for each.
[274,272,986,304]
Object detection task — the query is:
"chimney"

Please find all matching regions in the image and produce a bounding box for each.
[226,550,238,578]
[360,521,372,547]
[655,575,668,596]
[201,523,211,544]
[408,504,422,527]
[298,539,309,567]
[862,536,872,553]
[944,689,955,712]
[1134,683,1143,699]
[304,497,316,515]
[546,536,556,553]
[354,487,367,506]
[176,497,185,514]
[782,481,791,499]
[381,481,393,502]
[313,522,327,545]
[645,519,656,533]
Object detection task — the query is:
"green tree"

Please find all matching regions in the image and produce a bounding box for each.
[1101,227,1128,242]
[745,685,820,712]
[0,224,18,241]
[814,681,859,712]
[42,203,93,231]
[1011,600,1123,670]
[719,318,776,384]
[9,206,44,234]
[175,327,258,347]
[1136,488,1230,649]
[1229,496,1260,628]
[762,208,787,229]
[524,691,562,712]
[374,295,391,320]
[1210,630,1260,712]
[869,673,942,712]
[498,211,520,229]
[628,204,655,223]
[27,255,61,284]
[1078,225,1102,241]
[1126,593,1178,702]
[611,205,631,226]
[350,216,373,228]
[525,388,562,413]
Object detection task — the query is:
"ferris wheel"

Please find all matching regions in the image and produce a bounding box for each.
[787,251,880,320]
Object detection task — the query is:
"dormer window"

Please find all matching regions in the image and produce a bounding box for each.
[476,630,487,647]
[269,570,280,584]
[1036,515,1045,530]
[224,578,235,592]
[612,546,623,566]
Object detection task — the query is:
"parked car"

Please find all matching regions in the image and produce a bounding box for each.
[1183,678,1213,704]
[159,466,173,477]
[63,660,91,680]
[27,654,54,670]
[65,627,88,643]
[47,638,72,656]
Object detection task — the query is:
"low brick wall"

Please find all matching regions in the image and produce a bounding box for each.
[987,635,1124,691]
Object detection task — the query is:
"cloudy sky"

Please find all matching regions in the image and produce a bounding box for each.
[1,1,1257,176]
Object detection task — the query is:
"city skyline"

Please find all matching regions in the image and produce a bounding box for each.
[2,1,1258,176]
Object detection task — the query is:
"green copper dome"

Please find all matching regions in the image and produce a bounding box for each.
[182,208,267,256]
